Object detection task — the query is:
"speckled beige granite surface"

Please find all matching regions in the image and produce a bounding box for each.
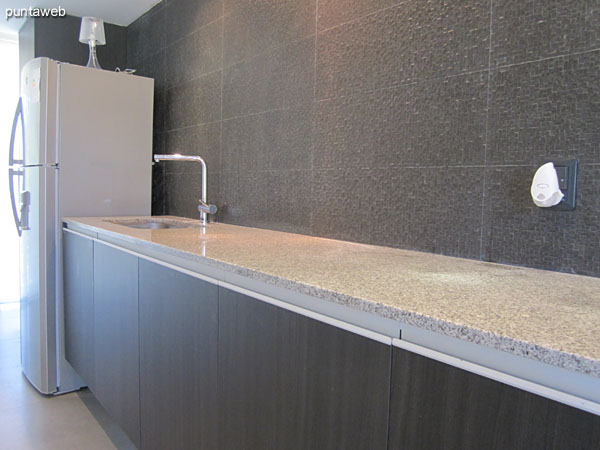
[64,216,600,378]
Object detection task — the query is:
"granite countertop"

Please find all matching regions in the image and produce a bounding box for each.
[63,216,600,379]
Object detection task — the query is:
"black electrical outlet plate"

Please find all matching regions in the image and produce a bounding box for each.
[549,159,578,211]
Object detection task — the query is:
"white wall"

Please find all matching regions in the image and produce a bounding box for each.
[0,35,20,302]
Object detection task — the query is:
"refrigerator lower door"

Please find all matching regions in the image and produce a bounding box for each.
[20,165,57,394]
[8,168,24,235]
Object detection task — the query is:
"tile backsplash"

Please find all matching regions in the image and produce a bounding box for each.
[128,0,600,278]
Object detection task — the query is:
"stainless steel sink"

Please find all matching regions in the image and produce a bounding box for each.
[106,218,203,229]
[125,222,178,229]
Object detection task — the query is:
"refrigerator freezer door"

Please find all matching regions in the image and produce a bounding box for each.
[20,165,57,394]
[58,63,153,217]
[21,59,42,166]
[20,58,58,166]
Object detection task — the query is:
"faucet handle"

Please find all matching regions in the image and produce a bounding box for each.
[198,201,217,215]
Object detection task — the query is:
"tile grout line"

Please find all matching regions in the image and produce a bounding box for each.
[219,0,225,203]
[316,165,489,170]
[163,102,312,135]
[216,0,224,413]
[315,67,491,103]
[215,163,577,175]
[222,102,313,122]
[222,32,317,72]
[479,0,494,260]
[162,163,582,176]
[164,120,223,133]
[163,169,223,176]
[167,13,227,48]
[165,67,223,93]
[218,166,484,175]
[493,47,600,71]
[159,38,167,215]
[310,0,319,236]
[317,0,409,35]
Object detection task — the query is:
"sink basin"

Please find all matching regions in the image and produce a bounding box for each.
[126,222,178,229]
[106,218,203,229]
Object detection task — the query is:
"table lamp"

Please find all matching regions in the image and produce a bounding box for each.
[79,17,106,69]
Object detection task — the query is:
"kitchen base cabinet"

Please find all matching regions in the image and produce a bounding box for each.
[388,346,600,450]
[93,242,140,448]
[218,287,391,450]
[139,259,219,450]
[62,231,94,389]
[64,231,600,450]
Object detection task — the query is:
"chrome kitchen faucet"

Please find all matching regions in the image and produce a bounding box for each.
[153,154,217,225]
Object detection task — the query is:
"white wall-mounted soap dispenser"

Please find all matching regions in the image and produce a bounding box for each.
[530,160,579,211]
[531,162,563,207]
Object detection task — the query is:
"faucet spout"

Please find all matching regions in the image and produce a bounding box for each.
[153,154,217,225]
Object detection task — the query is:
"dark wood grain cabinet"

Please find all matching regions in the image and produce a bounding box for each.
[62,231,95,389]
[93,241,141,448]
[63,234,600,450]
[388,346,600,450]
[218,287,391,450]
[138,259,219,450]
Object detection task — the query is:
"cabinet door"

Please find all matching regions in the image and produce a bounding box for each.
[93,242,140,448]
[388,346,600,450]
[62,231,94,389]
[218,287,390,450]
[139,259,219,450]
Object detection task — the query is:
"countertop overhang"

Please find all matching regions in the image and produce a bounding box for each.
[63,216,600,381]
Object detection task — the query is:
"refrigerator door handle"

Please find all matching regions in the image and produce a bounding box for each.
[8,99,24,236]
[8,168,22,236]
[20,190,31,231]
[9,98,24,166]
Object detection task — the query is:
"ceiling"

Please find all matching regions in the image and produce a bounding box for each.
[0,0,161,37]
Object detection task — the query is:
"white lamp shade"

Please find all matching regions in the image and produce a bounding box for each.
[79,17,106,45]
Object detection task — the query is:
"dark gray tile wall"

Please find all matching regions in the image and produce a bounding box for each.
[128,0,600,278]
[223,0,315,65]
[222,37,314,118]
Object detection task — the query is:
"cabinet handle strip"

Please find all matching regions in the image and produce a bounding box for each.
[220,280,392,345]
[392,338,600,416]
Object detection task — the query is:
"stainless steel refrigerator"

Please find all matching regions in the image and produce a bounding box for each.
[8,57,153,394]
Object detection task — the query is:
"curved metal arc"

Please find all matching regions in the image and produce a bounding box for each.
[153,154,215,223]
[8,99,24,236]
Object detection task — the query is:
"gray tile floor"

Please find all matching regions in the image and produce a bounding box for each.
[0,302,136,450]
